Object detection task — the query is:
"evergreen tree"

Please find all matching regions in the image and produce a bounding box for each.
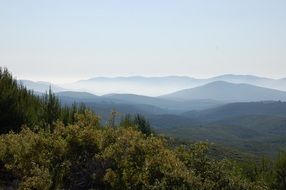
[0,67,42,133]
[0,67,92,133]
[42,87,61,127]
[120,114,152,135]
[133,114,152,136]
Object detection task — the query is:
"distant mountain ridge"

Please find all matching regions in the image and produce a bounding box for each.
[55,91,223,113]
[20,77,286,113]
[56,91,100,99]
[62,74,286,96]
[161,81,286,102]
[20,74,286,96]
[19,80,66,93]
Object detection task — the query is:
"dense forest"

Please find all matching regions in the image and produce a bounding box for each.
[1,67,286,189]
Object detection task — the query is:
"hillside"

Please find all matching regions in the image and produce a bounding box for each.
[63,76,202,96]
[208,74,286,91]
[56,91,100,100]
[161,81,286,101]
[182,101,286,121]
[157,102,286,157]
[55,91,223,113]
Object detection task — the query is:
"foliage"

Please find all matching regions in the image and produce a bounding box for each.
[0,67,42,133]
[273,152,286,189]
[0,122,267,190]
[120,114,152,135]
[0,67,90,134]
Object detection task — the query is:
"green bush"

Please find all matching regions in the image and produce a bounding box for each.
[273,152,286,190]
[0,121,266,189]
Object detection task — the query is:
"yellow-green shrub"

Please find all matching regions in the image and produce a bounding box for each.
[0,122,267,190]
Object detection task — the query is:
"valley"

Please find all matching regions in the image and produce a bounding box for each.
[20,76,286,158]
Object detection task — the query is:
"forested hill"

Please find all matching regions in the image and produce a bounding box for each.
[1,67,286,190]
[182,101,286,121]
[0,67,89,133]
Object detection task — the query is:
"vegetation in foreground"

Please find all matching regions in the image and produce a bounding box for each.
[0,67,286,189]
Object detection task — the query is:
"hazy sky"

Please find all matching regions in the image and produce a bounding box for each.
[1,0,286,83]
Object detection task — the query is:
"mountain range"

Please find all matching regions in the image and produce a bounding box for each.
[67,97,286,157]
[65,74,286,96]
[18,76,286,157]
[154,101,286,157]
[161,81,286,102]
[21,74,286,96]
[20,77,286,113]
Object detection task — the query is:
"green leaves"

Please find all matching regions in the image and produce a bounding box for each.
[273,152,286,190]
[0,67,99,134]
[0,124,268,189]
[0,67,42,133]
[120,114,152,136]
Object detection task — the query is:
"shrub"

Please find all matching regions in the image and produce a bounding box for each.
[0,123,266,189]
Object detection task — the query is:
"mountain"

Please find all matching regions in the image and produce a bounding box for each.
[161,81,286,102]
[157,101,286,157]
[102,93,166,105]
[210,74,270,83]
[63,76,202,96]
[203,74,286,91]
[103,94,222,111]
[182,101,286,121]
[147,114,198,129]
[55,91,223,113]
[78,76,198,84]
[56,91,100,100]
[19,80,66,93]
[83,102,169,123]
[18,75,286,97]
[157,116,286,157]
[62,74,286,96]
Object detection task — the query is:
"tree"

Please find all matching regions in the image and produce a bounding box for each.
[0,67,42,133]
[120,114,152,136]
[133,114,152,135]
[108,109,119,128]
[0,67,96,133]
[42,87,61,127]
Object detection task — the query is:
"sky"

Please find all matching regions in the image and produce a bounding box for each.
[0,0,286,83]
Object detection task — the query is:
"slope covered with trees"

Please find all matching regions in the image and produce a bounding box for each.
[157,102,286,157]
[0,67,90,133]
